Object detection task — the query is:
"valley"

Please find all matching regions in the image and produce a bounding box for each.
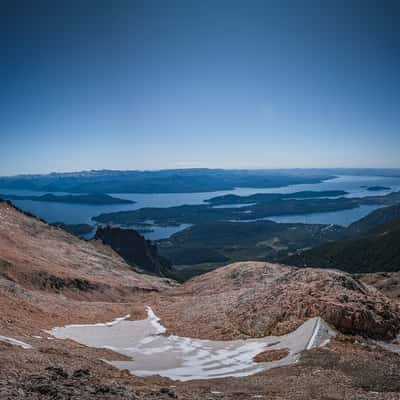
[2,173,400,281]
[1,189,400,399]
[157,220,345,279]
[3,1,400,396]
[1,173,400,399]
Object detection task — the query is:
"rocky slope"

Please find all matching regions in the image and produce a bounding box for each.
[0,200,172,336]
[359,272,400,300]
[153,262,400,340]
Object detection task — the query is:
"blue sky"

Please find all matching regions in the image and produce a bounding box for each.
[0,0,399,175]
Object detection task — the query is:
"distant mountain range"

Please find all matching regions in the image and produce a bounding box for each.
[0,168,337,193]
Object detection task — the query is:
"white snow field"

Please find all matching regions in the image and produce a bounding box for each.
[49,307,335,381]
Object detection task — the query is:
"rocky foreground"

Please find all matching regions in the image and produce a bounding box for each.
[153,262,400,340]
[1,200,400,399]
[0,200,175,337]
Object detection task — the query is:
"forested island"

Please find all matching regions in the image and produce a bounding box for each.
[206,190,348,205]
[366,186,391,191]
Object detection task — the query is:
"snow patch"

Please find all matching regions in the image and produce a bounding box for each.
[307,318,321,350]
[146,307,166,334]
[49,308,335,381]
[0,335,33,349]
[47,314,131,336]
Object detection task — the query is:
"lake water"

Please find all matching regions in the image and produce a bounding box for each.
[1,175,399,238]
[240,204,384,227]
[123,223,193,241]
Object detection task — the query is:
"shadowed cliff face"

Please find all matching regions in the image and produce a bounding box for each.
[95,227,173,278]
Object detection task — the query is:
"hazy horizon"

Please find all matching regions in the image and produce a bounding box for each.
[2,166,400,180]
[1,1,399,175]
[3,165,400,178]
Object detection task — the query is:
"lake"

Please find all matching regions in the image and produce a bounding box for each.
[1,175,399,239]
[240,204,384,227]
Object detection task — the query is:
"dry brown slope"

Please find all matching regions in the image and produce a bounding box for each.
[359,272,400,301]
[0,200,172,335]
[0,200,170,292]
[155,261,400,340]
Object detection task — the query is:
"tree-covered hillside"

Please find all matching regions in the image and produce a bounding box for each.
[283,216,400,273]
